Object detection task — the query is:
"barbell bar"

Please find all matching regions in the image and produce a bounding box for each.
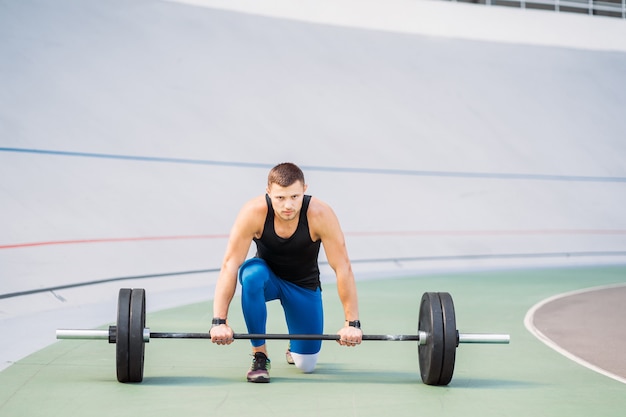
[56,329,509,344]
[56,288,510,385]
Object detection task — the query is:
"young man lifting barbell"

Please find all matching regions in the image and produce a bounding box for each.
[209,162,363,382]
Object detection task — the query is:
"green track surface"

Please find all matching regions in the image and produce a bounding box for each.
[1,266,625,417]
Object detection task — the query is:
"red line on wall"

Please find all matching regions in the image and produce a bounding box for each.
[0,234,229,250]
[1,229,625,250]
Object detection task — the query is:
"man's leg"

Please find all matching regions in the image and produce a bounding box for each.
[239,258,281,347]
[238,258,280,382]
[279,282,323,373]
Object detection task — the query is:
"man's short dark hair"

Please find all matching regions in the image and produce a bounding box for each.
[268,163,305,187]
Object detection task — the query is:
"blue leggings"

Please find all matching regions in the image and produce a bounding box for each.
[238,258,323,355]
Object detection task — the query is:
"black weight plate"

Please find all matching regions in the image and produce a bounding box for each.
[418,292,444,385]
[438,292,457,386]
[116,288,132,383]
[128,288,146,382]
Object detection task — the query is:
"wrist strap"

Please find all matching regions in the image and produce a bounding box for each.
[212,318,226,326]
[346,320,361,329]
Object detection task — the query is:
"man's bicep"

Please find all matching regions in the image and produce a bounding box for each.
[315,206,350,268]
[224,224,255,264]
[321,229,351,272]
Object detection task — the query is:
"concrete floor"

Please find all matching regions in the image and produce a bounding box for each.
[1,266,625,417]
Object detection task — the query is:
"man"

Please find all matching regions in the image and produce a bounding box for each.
[209,162,363,383]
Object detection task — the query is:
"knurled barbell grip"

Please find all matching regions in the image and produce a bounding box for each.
[150,333,424,341]
[54,330,421,341]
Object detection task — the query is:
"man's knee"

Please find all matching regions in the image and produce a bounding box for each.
[239,259,269,291]
[290,352,319,373]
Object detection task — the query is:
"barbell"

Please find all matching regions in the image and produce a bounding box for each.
[56,288,509,386]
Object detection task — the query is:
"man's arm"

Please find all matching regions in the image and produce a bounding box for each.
[309,199,362,346]
[210,196,265,345]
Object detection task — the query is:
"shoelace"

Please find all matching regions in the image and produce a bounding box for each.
[251,354,271,371]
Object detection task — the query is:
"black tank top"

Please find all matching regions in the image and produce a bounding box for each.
[253,194,322,290]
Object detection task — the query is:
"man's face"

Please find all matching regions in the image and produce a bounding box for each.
[267,181,307,222]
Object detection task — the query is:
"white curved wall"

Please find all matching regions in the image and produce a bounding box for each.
[1,0,625,369]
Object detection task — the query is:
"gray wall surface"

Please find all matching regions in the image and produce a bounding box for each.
[1,0,625,369]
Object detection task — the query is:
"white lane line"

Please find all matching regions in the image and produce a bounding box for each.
[524,283,626,385]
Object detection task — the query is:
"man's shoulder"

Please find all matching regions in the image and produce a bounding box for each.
[306,196,342,241]
[241,194,268,215]
[232,195,268,238]
[306,196,336,221]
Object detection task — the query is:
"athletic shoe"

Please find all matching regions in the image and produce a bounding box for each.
[246,352,271,383]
